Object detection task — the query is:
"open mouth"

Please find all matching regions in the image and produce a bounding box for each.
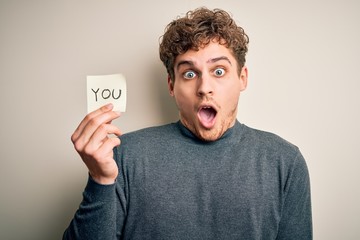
[198,106,217,128]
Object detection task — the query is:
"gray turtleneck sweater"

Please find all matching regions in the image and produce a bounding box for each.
[63,121,312,239]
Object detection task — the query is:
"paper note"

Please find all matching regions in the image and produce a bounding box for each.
[87,74,127,113]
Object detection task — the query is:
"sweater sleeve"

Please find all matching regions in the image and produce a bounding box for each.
[276,151,313,240]
[62,175,121,240]
[63,144,128,239]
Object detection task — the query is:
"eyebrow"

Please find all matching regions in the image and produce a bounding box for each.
[208,56,232,65]
[176,60,194,70]
[176,56,232,70]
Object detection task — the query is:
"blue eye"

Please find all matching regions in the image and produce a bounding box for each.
[183,71,196,79]
[214,68,225,76]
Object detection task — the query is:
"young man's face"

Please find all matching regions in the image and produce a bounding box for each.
[168,40,248,141]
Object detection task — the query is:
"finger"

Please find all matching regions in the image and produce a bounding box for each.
[81,111,120,145]
[90,137,121,165]
[73,111,120,152]
[83,137,120,184]
[71,103,114,142]
[85,123,121,152]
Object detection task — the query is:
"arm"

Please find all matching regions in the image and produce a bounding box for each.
[63,104,123,239]
[63,176,118,239]
[276,152,313,240]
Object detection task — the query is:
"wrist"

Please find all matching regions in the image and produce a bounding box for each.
[89,172,117,185]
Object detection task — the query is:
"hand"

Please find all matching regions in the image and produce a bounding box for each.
[71,103,121,184]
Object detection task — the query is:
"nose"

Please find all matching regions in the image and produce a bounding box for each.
[197,73,214,97]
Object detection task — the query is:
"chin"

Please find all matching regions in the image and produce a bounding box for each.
[196,128,224,142]
[182,116,229,142]
[197,117,236,141]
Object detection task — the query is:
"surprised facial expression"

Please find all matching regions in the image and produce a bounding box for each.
[168,40,248,141]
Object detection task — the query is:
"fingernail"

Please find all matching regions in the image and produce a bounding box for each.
[105,103,113,109]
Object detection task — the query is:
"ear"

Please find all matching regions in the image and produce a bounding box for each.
[239,66,248,91]
[168,75,175,96]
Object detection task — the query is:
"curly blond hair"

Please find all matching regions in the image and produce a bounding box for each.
[159,7,249,81]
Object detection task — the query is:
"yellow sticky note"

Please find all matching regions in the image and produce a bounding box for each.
[86,74,127,113]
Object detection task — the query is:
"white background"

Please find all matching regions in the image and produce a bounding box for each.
[0,0,359,239]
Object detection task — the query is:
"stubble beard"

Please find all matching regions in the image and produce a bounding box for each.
[180,103,238,142]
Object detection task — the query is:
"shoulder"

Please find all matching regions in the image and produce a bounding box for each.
[120,122,178,143]
[239,124,309,180]
[114,123,174,159]
[239,124,302,162]
[242,124,298,149]
[116,122,182,154]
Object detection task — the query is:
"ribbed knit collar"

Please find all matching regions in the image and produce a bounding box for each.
[176,120,242,145]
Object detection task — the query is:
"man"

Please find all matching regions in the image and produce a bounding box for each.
[64,7,312,240]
